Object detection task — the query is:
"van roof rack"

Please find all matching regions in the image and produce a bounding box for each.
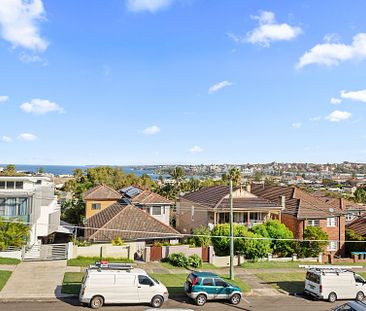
[89,262,134,271]
[308,267,354,274]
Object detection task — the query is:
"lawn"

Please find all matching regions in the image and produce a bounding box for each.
[0,257,20,265]
[256,272,306,295]
[61,272,84,294]
[151,273,251,296]
[67,256,133,267]
[0,270,12,291]
[241,261,319,269]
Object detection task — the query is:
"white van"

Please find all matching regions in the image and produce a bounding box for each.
[305,268,366,303]
[79,263,169,309]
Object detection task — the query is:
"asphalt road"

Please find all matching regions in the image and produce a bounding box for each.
[0,296,336,311]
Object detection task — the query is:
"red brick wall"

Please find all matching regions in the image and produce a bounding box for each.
[281,214,303,239]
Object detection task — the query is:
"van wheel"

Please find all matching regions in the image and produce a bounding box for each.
[230,293,241,305]
[151,295,163,308]
[328,292,337,303]
[196,294,207,306]
[90,296,104,309]
[356,291,365,301]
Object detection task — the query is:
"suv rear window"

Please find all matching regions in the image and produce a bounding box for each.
[306,272,320,284]
[202,278,214,286]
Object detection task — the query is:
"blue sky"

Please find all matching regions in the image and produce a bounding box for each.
[1,0,366,165]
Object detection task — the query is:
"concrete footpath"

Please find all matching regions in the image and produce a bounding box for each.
[0,260,69,300]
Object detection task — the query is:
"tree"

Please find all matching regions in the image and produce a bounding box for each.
[295,226,328,258]
[188,226,211,247]
[251,220,294,257]
[37,167,45,174]
[0,164,18,176]
[222,168,241,186]
[0,218,29,250]
[345,229,366,256]
[170,167,185,185]
[354,187,366,204]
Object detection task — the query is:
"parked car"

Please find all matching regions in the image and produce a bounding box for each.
[331,301,366,311]
[305,268,366,303]
[184,272,242,306]
[79,263,169,309]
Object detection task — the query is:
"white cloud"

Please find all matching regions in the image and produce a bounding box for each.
[20,98,64,114]
[18,133,37,141]
[325,110,352,122]
[330,97,342,104]
[291,122,302,128]
[309,116,321,122]
[142,125,160,135]
[1,136,12,143]
[0,96,9,103]
[230,11,302,47]
[340,89,366,103]
[19,53,42,63]
[208,81,233,94]
[127,0,174,12]
[0,0,48,51]
[189,145,203,153]
[297,33,366,68]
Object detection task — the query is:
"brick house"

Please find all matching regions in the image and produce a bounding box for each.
[176,185,283,233]
[251,184,346,256]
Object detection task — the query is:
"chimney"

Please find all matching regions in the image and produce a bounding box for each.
[246,183,251,193]
[340,198,345,210]
[280,195,286,209]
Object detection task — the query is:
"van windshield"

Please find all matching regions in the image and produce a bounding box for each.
[306,272,320,284]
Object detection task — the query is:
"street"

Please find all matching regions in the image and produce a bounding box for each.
[0,296,335,311]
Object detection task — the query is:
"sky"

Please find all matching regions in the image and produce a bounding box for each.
[1,0,366,165]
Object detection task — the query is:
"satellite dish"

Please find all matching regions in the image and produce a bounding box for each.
[329,208,335,213]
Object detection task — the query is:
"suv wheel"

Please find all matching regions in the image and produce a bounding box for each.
[196,294,207,306]
[328,292,337,303]
[356,291,365,301]
[90,296,104,309]
[151,295,164,308]
[230,293,241,305]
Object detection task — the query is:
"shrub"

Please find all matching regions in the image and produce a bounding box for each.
[167,252,189,267]
[345,229,366,256]
[188,254,202,268]
[72,238,91,247]
[111,236,125,246]
[295,226,328,258]
[188,226,211,247]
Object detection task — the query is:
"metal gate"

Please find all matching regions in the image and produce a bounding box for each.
[22,243,68,261]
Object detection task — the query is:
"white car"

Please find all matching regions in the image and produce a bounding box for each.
[305,268,366,303]
[79,263,169,309]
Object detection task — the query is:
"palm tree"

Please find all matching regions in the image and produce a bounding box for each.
[228,167,241,186]
[170,167,185,185]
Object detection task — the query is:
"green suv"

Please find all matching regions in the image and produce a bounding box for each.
[184,272,242,306]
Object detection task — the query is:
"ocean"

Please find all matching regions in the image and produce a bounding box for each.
[0,164,158,178]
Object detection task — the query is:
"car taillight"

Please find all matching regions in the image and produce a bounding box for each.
[192,277,198,286]
[319,285,322,293]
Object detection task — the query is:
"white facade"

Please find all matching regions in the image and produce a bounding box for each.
[0,176,61,245]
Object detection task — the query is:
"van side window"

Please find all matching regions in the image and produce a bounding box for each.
[138,275,154,286]
[202,278,214,286]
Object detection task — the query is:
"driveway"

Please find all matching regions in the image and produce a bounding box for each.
[0,260,68,300]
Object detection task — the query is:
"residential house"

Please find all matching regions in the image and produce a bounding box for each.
[346,217,366,237]
[176,185,283,233]
[0,176,62,245]
[251,184,346,256]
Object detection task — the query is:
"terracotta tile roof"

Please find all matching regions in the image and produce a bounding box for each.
[83,184,122,201]
[85,203,180,241]
[131,190,174,205]
[180,185,282,210]
[251,184,342,219]
[347,217,366,236]
[314,196,366,212]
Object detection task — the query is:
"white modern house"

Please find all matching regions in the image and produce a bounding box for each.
[0,176,61,245]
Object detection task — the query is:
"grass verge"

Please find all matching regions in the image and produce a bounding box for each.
[0,257,21,265]
[0,271,12,291]
[241,261,364,269]
[67,256,133,267]
[61,272,84,294]
[256,272,305,295]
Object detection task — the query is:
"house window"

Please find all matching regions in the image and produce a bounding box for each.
[0,182,5,189]
[327,217,337,227]
[91,203,101,210]
[152,206,161,215]
[15,182,23,189]
[6,181,15,189]
[306,219,320,227]
[327,241,337,251]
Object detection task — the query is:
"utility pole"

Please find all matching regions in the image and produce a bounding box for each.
[229,179,234,280]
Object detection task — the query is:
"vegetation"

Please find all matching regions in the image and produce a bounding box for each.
[166,253,189,267]
[295,227,328,258]
[251,220,294,257]
[354,187,366,204]
[67,256,133,267]
[61,272,84,294]
[0,257,21,265]
[0,165,25,176]
[241,261,316,269]
[188,226,211,247]
[345,229,366,256]
[0,270,12,291]
[0,218,30,251]
[187,254,202,268]
[222,167,241,186]
[111,236,125,246]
